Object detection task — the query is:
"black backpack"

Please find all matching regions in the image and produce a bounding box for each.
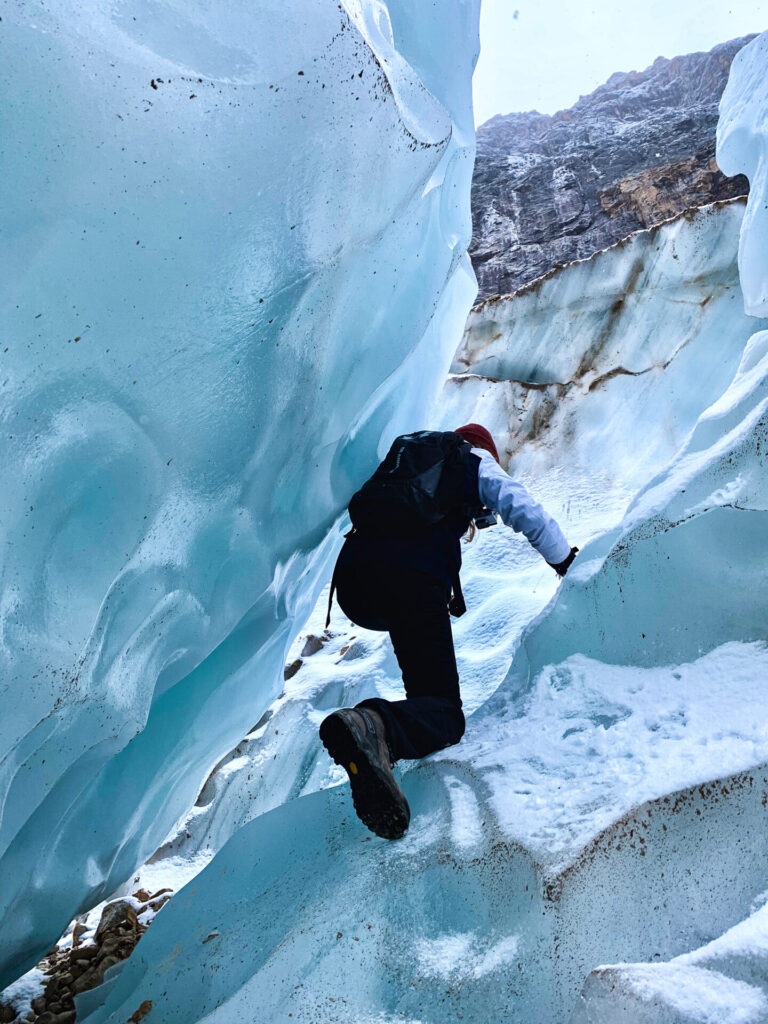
[325,432,489,627]
[348,430,482,534]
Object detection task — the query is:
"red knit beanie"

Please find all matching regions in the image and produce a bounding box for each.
[454,423,500,462]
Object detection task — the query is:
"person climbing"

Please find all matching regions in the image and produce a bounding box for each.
[319,423,577,840]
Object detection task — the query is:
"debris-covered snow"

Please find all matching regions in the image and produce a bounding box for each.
[0,968,47,1021]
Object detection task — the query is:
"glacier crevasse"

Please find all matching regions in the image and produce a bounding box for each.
[68,31,768,1024]
[146,196,755,871]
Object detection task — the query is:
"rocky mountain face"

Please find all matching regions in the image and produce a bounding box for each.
[471,36,753,301]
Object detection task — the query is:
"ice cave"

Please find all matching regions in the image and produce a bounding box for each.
[2,3,768,1023]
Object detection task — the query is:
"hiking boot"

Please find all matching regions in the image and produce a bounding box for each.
[319,707,410,840]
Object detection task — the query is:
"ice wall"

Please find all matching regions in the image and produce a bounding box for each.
[441,199,754,484]
[0,0,480,985]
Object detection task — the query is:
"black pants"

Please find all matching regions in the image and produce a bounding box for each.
[334,555,465,761]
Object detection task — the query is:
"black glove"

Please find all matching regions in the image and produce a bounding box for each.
[549,546,579,577]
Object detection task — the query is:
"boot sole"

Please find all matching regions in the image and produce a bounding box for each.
[319,713,410,840]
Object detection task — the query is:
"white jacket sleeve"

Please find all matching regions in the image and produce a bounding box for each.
[472,448,571,565]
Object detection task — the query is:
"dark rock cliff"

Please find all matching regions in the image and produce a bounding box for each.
[471,35,753,301]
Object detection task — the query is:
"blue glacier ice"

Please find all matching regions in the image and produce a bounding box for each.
[0,0,480,986]
[56,29,768,1024]
[4,12,768,1024]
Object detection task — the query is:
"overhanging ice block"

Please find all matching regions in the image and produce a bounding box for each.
[0,0,479,985]
[718,30,768,317]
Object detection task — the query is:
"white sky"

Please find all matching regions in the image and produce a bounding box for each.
[473,0,768,126]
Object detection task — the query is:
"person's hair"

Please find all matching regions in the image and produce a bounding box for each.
[463,521,476,544]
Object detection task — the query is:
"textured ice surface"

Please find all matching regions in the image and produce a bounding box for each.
[75,705,768,1024]
[0,0,479,985]
[75,169,768,1021]
[573,900,768,1024]
[453,199,748,385]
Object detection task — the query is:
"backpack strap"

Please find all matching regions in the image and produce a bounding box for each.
[325,528,356,629]
[324,568,337,630]
[448,570,466,618]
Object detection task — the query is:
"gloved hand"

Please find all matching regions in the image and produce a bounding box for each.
[549,546,579,577]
